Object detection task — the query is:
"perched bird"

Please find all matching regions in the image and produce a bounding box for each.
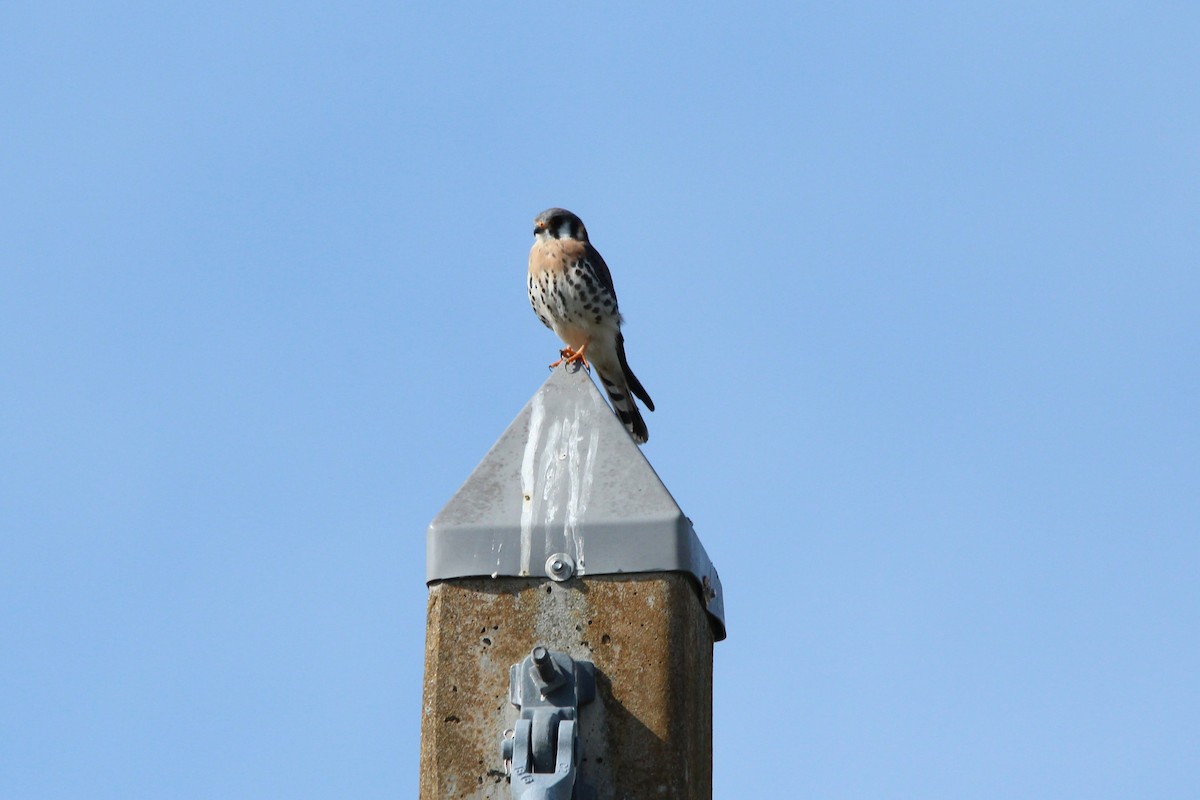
[528,208,655,443]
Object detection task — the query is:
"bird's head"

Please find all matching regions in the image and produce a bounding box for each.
[533,208,588,242]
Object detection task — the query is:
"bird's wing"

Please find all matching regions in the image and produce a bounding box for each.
[584,242,619,310]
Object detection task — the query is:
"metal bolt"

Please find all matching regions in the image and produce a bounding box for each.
[545,553,574,581]
[528,645,567,695]
[531,646,556,684]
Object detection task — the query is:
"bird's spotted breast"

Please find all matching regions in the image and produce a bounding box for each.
[529,239,620,349]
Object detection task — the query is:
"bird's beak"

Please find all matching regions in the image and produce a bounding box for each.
[533,220,546,234]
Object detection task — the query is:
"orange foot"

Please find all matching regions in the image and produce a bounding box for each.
[549,342,591,370]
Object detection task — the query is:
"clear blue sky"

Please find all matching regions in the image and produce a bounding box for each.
[3,3,1197,797]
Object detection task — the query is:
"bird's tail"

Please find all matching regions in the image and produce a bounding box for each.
[596,333,655,444]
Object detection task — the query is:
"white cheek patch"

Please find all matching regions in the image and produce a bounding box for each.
[557,221,574,239]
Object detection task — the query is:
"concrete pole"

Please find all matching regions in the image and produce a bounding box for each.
[420,575,712,798]
[420,366,725,799]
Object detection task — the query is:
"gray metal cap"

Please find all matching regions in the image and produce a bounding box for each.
[427,364,726,641]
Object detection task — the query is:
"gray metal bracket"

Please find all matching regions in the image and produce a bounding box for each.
[500,646,595,800]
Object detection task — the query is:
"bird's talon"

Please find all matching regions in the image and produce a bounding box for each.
[548,347,576,368]
[563,344,590,370]
[549,345,590,370]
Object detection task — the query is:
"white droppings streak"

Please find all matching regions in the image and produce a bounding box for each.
[536,422,563,563]
[521,384,601,576]
[491,541,503,578]
[519,394,546,576]
[566,422,599,574]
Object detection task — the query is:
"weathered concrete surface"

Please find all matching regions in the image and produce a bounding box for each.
[419,574,714,799]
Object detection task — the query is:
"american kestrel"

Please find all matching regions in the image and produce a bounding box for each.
[528,208,655,443]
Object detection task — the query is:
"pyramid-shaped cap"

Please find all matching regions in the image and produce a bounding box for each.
[427,364,725,640]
